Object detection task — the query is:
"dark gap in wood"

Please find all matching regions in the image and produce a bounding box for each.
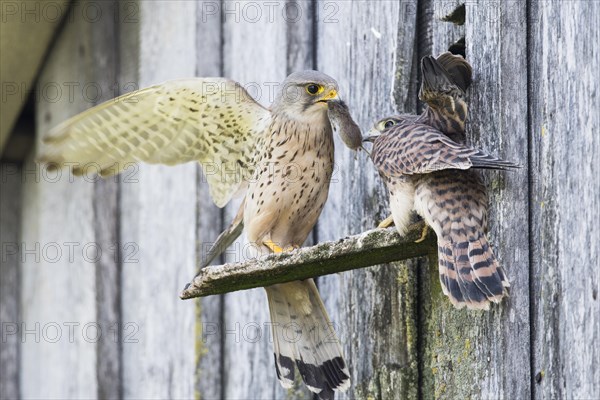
[115,180,124,399]
[113,5,124,397]
[0,95,35,163]
[447,37,466,58]
[525,1,537,398]
[441,3,465,26]
[414,0,433,398]
[219,0,225,76]
[416,0,432,115]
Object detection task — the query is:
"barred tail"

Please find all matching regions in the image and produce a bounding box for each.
[266,279,350,399]
[437,235,509,310]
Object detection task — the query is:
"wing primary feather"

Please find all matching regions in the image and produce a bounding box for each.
[37,78,272,208]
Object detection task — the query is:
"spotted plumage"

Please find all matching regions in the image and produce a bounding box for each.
[366,54,519,310]
[38,70,356,398]
[39,78,269,207]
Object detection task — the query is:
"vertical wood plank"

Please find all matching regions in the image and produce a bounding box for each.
[90,2,121,397]
[315,1,420,397]
[529,1,600,398]
[195,1,225,398]
[420,1,531,397]
[118,2,198,398]
[0,162,22,400]
[429,0,464,56]
[286,0,315,73]
[21,8,99,396]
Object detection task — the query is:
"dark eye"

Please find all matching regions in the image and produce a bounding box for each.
[384,120,396,129]
[306,84,320,95]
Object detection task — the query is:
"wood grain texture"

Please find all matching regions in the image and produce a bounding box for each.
[315,1,420,398]
[20,8,99,397]
[182,223,435,299]
[118,2,197,398]
[0,163,21,400]
[529,1,600,398]
[419,1,531,398]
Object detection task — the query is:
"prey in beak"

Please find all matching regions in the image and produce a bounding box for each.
[326,99,371,155]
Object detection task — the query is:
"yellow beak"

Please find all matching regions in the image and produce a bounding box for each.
[320,89,338,101]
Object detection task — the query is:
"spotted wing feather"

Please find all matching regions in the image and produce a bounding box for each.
[38,78,271,207]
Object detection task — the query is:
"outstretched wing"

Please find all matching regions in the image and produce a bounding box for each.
[38,78,272,207]
[371,123,520,176]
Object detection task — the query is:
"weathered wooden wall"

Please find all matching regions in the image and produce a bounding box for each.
[529,1,600,398]
[1,1,598,399]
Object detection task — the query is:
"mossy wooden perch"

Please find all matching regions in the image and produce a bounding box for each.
[180,222,436,300]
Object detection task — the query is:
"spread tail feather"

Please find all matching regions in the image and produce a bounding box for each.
[266,280,350,399]
[437,236,509,310]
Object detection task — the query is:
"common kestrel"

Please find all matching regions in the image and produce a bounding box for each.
[365,55,519,309]
[38,71,355,398]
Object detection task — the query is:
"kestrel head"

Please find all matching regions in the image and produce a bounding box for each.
[363,115,418,143]
[272,70,339,119]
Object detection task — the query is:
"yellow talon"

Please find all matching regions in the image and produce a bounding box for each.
[378,215,395,229]
[264,240,285,253]
[415,224,430,243]
[264,241,297,253]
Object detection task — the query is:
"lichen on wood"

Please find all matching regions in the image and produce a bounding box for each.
[180,222,436,300]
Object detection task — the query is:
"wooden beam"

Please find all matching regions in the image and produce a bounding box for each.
[0,0,70,151]
[180,222,436,299]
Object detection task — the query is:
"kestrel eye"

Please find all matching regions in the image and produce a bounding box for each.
[384,120,396,129]
[306,84,321,95]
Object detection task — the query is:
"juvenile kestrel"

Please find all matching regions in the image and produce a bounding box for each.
[416,52,472,143]
[365,54,518,309]
[38,71,354,398]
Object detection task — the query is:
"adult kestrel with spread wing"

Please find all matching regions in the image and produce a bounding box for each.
[38,71,353,398]
[365,54,518,309]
